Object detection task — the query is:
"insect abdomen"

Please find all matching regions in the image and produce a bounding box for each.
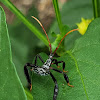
[33,67,49,76]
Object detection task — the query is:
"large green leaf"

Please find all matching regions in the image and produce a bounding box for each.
[31,18,100,100]
[0,7,27,100]
[70,18,100,100]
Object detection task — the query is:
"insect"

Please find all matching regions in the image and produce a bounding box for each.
[24,16,78,100]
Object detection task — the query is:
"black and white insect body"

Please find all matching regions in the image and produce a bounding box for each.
[33,66,49,76]
[32,54,53,76]
[43,56,52,69]
[24,16,78,100]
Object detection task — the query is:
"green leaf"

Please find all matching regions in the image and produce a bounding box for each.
[51,25,71,53]
[51,32,57,37]
[0,7,27,100]
[24,88,33,100]
[30,18,100,100]
[69,18,100,99]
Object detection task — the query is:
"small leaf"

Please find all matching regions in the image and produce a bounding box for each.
[0,7,27,100]
[76,18,93,35]
[51,31,57,37]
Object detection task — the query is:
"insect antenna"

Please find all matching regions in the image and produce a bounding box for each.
[53,29,79,55]
[31,16,52,53]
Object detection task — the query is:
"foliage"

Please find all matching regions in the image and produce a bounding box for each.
[0,7,27,100]
[0,0,100,100]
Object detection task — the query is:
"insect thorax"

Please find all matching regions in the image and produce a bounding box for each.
[44,58,52,69]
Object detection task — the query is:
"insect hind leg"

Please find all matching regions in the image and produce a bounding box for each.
[63,73,74,87]
[50,72,59,100]
[50,68,73,87]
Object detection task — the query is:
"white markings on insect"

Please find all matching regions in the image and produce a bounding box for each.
[33,67,48,76]
[32,57,52,76]
[55,89,58,92]
[44,58,52,69]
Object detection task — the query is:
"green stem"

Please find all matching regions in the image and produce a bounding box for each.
[52,0,63,33]
[92,0,100,18]
[0,0,48,46]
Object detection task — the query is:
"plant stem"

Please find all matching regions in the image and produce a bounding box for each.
[52,0,63,33]
[0,0,48,46]
[92,0,100,18]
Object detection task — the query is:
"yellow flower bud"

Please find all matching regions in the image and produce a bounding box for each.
[76,18,93,35]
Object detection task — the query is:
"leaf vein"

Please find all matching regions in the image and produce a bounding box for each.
[66,51,89,100]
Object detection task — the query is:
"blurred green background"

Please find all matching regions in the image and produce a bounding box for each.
[0,0,93,87]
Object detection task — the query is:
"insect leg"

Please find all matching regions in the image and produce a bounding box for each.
[50,68,73,87]
[63,73,74,87]
[52,59,58,66]
[50,72,58,100]
[34,54,44,65]
[24,63,35,90]
[52,59,67,72]
[24,54,44,90]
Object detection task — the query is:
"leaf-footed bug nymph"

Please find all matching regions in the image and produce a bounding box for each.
[24,16,78,100]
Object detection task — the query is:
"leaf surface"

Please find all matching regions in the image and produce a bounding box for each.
[0,7,27,100]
